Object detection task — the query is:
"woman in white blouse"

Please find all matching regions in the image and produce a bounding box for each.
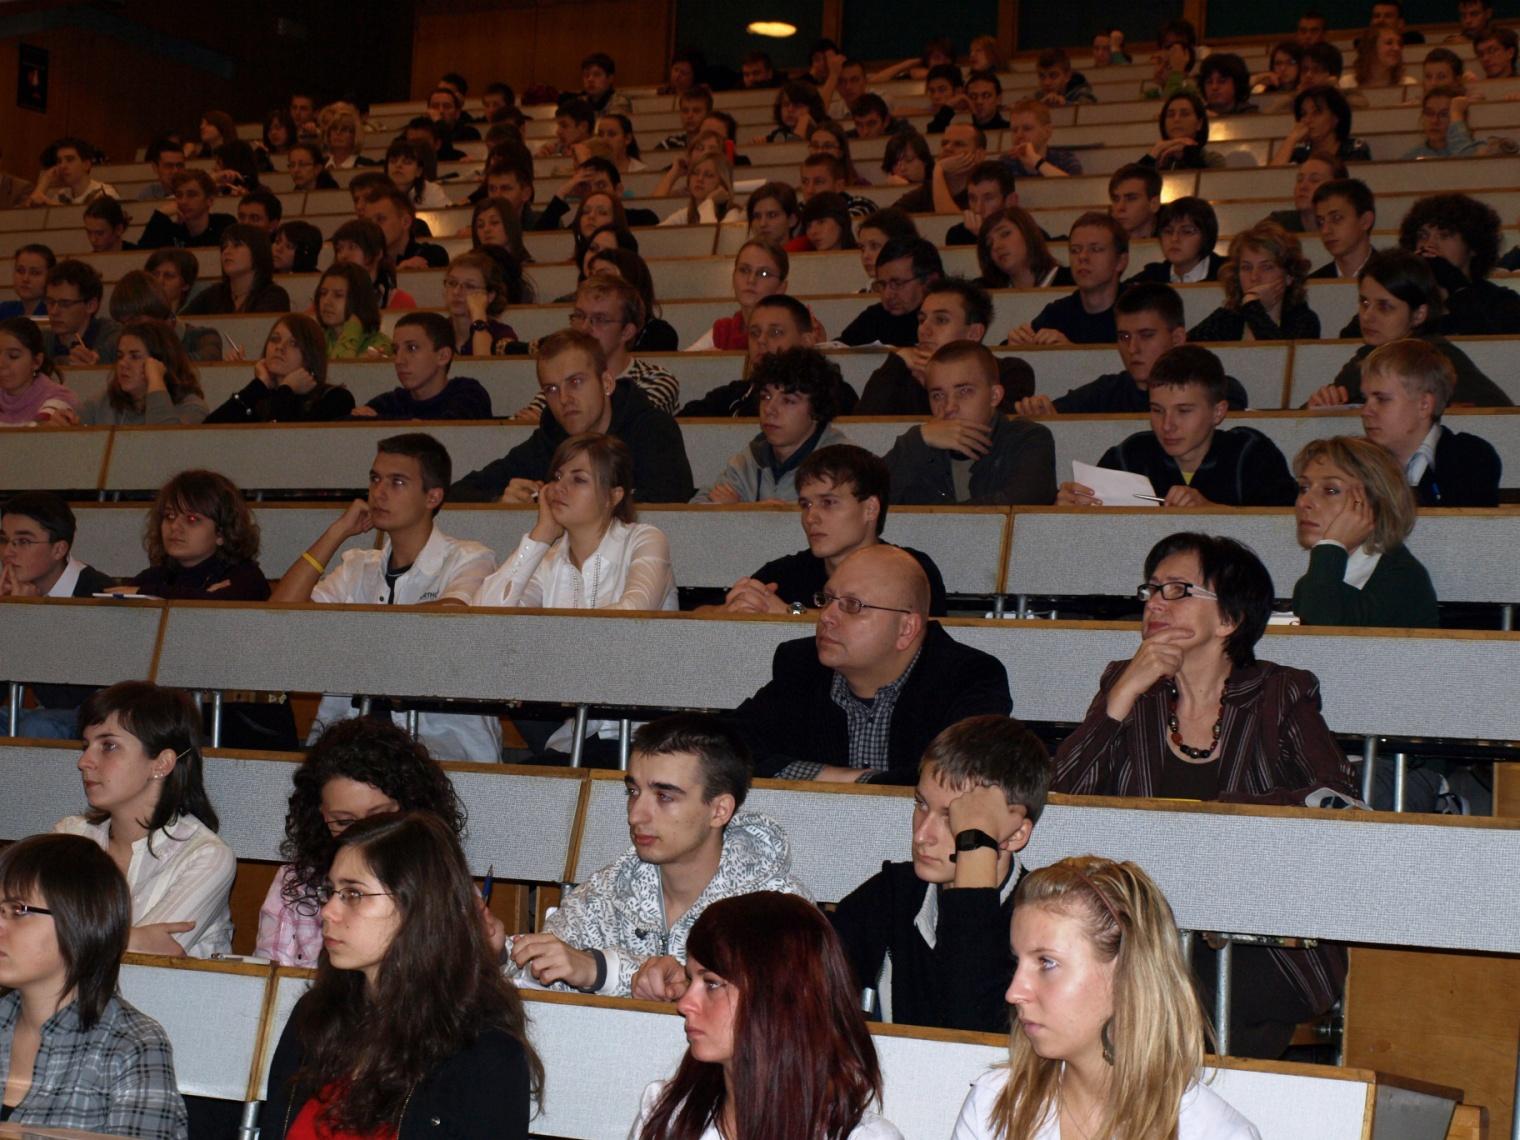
[53,682,235,959]
[952,856,1260,1140]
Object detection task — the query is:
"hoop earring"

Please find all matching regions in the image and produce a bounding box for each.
[1101,1019,1115,1066]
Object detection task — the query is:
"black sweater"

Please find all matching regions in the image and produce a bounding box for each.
[1097,427,1298,505]
[857,354,1034,416]
[1188,300,1320,342]
[1049,370,1249,413]
[1327,336,1512,407]
[180,280,292,317]
[837,303,920,348]
[450,380,694,502]
[830,860,1018,1033]
[205,378,356,423]
[1292,542,1439,628]
[883,415,1057,505]
[1417,425,1502,507]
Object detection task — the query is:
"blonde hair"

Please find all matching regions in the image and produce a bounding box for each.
[1292,436,1417,554]
[1361,338,1455,417]
[684,154,734,225]
[971,35,1006,71]
[1008,98,1052,125]
[990,857,1206,1140]
[1218,220,1309,312]
[1353,26,1406,86]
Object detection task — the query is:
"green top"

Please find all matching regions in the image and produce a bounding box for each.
[325,315,391,360]
[1292,542,1440,629]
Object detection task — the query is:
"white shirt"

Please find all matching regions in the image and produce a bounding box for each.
[54,814,235,959]
[1404,422,1442,487]
[1314,540,1381,589]
[658,199,745,227]
[952,1068,1262,1140]
[46,557,88,599]
[1172,258,1213,285]
[631,1080,904,1140]
[308,525,503,762]
[412,180,454,210]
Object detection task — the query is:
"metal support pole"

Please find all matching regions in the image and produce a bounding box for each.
[358,697,372,716]
[992,594,1007,618]
[7,681,20,737]
[405,709,419,739]
[1214,937,1233,1057]
[567,705,590,768]
[1016,593,1030,619]
[209,691,223,748]
[1509,1037,1520,1140]
[237,1100,260,1140]
[1178,928,1194,961]
[1393,752,1408,813]
[1500,603,1514,632]
[618,719,632,771]
[1360,736,1378,805]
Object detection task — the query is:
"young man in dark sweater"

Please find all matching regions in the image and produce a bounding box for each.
[1057,345,1297,507]
[829,714,1051,1032]
[1007,212,1128,346]
[356,312,492,421]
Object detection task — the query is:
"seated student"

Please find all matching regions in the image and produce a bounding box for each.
[1403,87,1482,159]
[943,160,1016,247]
[362,186,449,270]
[208,314,356,423]
[1107,164,1162,241]
[799,192,857,253]
[452,328,694,503]
[1252,39,1304,95]
[41,259,121,367]
[831,715,1051,1032]
[974,207,1070,290]
[1357,338,1501,506]
[235,188,283,236]
[796,154,876,223]
[331,218,417,310]
[82,196,133,253]
[1141,91,1227,171]
[909,126,986,221]
[1474,22,1519,76]
[805,121,871,189]
[1129,197,1226,285]
[284,141,338,193]
[1003,99,1082,177]
[386,138,452,211]
[0,833,188,1140]
[656,151,743,227]
[848,92,897,139]
[535,96,596,159]
[1307,249,1512,407]
[1057,345,1297,507]
[509,715,807,996]
[951,856,1263,1138]
[883,342,1055,505]
[1189,220,1320,342]
[695,348,851,504]
[1293,434,1440,627]
[74,317,206,425]
[586,247,677,351]
[732,545,1011,784]
[1008,212,1127,346]
[109,469,270,600]
[1270,153,1345,235]
[1452,0,1493,44]
[0,317,78,425]
[470,196,533,266]
[1421,44,1466,83]
[633,893,903,1140]
[534,157,659,231]
[917,63,966,135]
[1020,284,1249,416]
[1311,178,1377,278]
[1033,47,1096,106]
[309,263,391,361]
[881,131,939,213]
[1401,191,1520,335]
[963,69,1011,131]
[272,219,323,274]
[136,170,236,250]
[261,813,540,1140]
[579,51,633,115]
[356,312,492,421]
[687,240,790,351]
[861,279,1034,415]
[1297,10,1330,46]
[718,444,948,616]
[1200,50,1259,116]
[442,250,518,357]
[678,295,836,416]
[758,80,827,145]
[745,181,801,247]
[257,717,465,967]
[1273,86,1372,166]
[272,433,501,761]
[428,83,484,145]
[1054,535,1355,1058]
[179,224,292,315]
[1372,0,1425,44]
[839,237,943,347]
[136,135,185,202]
[104,269,213,366]
[0,242,53,320]
[25,136,116,206]
[54,681,235,957]
[655,84,715,151]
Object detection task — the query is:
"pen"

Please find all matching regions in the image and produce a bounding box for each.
[1132,494,1166,503]
[481,864,495,905]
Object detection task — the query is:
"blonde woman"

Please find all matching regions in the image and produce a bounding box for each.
[655,144,743,226]
[1187,220,1320,341]
[952,856,1261,1140]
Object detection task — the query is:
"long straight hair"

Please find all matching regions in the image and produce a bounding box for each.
[989,857,1207,1140]
[639,892,881,1140]
[291,812,542,1133]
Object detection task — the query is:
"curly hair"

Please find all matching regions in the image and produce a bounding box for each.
[1218,220,1310,312]
[279,717,466,909]
[144,469,260,567]
[747,346,843,425]
[1397,191,1503,280]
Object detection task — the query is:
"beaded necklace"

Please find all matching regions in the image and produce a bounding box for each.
[1167,680,1222,760]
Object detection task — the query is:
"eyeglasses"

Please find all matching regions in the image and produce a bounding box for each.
[314,884,393,908]
[44,296,86,310]
[1136,581,1219,603]
[0,536,43,550]
[443,278,486,293]
[878,274,923,294]
[568,311,621,329]
[0,901,53,921]
[813,591,914,616]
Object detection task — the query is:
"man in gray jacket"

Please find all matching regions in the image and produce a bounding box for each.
[508,715,809,998]
[882,341,1056,504]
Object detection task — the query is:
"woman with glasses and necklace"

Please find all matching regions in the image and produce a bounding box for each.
[256,718,466,967]
[259,811,542,1140]
[0,833,188,1139]
[1053,532,1357,1059]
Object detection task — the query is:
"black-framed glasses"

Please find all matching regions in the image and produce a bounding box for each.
[314,884,393,908]
[814,591,914,616]
[0,901,53,921]
[1136,581,1219,603]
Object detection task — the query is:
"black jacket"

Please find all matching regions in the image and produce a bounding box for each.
[751,544,949,615]
[731,623,1012,785]
[532,195,659,231]
[136,210,236,250]
[450,380,694,502]
[180,280,292,317]
[680,377,858,418]
[1427,256,1520,336]
[1097,427,1298,505]
[206,378,357,423]
[365,377,493,421]
[259,994,531,1140]
[1418,424,1502,507]
[857,353,1034,416]
[1128,252,1227,284]
[1188,300,1320,342]
[1327,336,1512,407]
[830,860,1019,1033]
[838,303,920,348]
[883,415,1056,505]
[1029,291,1117,345]
[1050,370,1249,413]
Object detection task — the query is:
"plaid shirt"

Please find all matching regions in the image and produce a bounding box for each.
[773,648,925,782]
[0,990,188,1139]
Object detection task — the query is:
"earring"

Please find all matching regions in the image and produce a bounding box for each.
[1101,1019,1115,1066]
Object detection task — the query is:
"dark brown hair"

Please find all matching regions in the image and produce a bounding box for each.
[144,468,261,566]
[110,317,203,413]
[548,432,637,523]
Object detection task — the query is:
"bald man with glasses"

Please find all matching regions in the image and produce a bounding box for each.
[731,545,1010,785]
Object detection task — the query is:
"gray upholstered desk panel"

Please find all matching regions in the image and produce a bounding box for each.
[0,597,162,687]
[0,742,91,837]
[0,427,108,492]
[1003,508,1520,604]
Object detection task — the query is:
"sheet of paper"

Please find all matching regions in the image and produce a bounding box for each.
[1072,462,1162,507]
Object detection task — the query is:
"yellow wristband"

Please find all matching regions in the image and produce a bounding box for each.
[300,551,326,574]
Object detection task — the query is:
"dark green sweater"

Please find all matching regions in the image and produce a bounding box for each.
[1292,543,1439,628]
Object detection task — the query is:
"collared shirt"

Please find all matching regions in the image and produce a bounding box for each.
[0,991,188,1140]
[1313,540,1381,590]
[50,179,118,205]
[53,814,234,958]
[1404,422,1443,487]
[829,647,924,771]
[46,557,88,598]
[912,858,1021,950]
[1171,257,1213,285]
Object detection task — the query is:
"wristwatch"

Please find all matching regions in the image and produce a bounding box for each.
[951,828,999,862]
[470,319,489,332]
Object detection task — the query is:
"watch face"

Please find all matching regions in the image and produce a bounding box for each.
[955,828,994,852]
